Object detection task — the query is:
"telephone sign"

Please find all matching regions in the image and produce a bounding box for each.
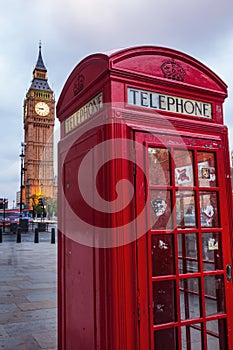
[127,87,212,118]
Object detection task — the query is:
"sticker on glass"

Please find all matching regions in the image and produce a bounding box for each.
[202,204,214,226]
[159,240,168,250]
[175,165,192,185]
[151,199,167,216]
[200,166,216,181]
[208,238,218,251]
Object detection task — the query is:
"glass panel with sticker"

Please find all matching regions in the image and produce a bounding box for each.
[150,190,173,229]
[202,232,222,271]
[151,234,175,276]
[197,152,217,187]
[148,147,170,186]
[174,149,194,187]
[153,280,176,325]
[176,191,196,228]
[200,191,219,228]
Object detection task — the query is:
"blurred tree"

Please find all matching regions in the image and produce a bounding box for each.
[30,194,57,219]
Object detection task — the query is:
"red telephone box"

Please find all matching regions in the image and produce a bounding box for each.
[57,46,233,349]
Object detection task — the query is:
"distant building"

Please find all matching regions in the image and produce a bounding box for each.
[16,191,20,207]
[22,43,56,208]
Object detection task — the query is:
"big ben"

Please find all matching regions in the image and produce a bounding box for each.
[23,43,55,208]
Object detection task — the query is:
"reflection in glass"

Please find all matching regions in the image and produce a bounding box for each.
[154,328,177,350]
[178,233,199,274]
[152,235,175,276]
[148,147,170,186]
[200,191,219,227]
[207,319,227,349]
[151,190,172,229]
[176,191,196,228]
[180,278,200,320]
[198,152,217,187]
[202,232,222,271]
[181,323,202,350]
[204,275,225,316]
[153,280,176,325]
[174,149,194,187]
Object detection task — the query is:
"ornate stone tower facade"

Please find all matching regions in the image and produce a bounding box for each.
[23,43,55,208]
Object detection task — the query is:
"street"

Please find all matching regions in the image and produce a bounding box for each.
[0,228,57,349]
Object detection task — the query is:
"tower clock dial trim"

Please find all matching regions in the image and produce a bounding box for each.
[35,102,50,116]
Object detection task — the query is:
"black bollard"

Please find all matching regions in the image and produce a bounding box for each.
[34,228,39,243]
[51,228,55,244]
[16,228,21,243]
[0,228,2,243]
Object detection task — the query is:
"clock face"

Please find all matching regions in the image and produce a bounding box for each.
[35,102,50,116]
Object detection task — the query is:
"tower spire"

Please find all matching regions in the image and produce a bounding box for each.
[35,41,46,71]
[30,42,52,92]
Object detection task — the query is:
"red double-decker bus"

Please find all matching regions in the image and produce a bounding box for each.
[0,209,34,227]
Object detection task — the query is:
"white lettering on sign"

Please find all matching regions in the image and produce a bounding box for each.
[127,88,212,119]
[65,92,103,133]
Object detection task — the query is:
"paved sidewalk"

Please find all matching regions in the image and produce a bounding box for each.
[0,231,57,349]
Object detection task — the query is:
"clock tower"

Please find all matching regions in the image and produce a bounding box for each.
[23,43,55,208]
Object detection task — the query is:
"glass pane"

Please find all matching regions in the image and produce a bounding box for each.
[178,233,199,274]
[148,147,170,185]
[204,275,225,316]
[153,280,176,325]
[198,152,217,187]
[174,149,194,187]
[180,278,201,320]
[176,191,196,228]
[150,190,173,229]
[202,232,223,271]
[152,234,175,276]
[181,323,202,350]
[154,328,177,350]
[200,191,219,227]
[207,319,228,350]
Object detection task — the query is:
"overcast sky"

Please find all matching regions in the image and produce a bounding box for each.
[1,0,233,207]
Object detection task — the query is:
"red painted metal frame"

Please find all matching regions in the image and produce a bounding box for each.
[57,46,233,349]
[135,129,233,349]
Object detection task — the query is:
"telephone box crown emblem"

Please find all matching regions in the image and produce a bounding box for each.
[161,59,186,82]
[73,74,85,96]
